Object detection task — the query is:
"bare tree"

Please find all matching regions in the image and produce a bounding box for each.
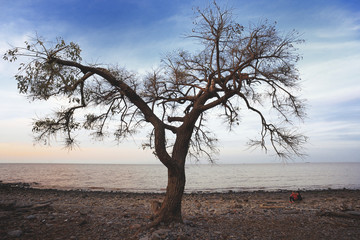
[4,2,306,225]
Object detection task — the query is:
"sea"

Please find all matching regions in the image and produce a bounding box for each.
[0,163,359,193]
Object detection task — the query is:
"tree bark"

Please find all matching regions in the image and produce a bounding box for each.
[153,166,186,225]
[151,108,195,225]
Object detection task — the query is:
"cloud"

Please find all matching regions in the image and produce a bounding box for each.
[315,6,360,40]
[300,41,360,105]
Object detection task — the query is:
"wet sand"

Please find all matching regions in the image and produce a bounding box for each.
[1,183,359,239]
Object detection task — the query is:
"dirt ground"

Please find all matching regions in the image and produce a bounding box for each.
[1,183,359,239]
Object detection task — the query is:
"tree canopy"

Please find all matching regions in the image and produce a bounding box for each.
[4,2,307,224]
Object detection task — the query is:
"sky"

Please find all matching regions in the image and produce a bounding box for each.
[0,0,359,164]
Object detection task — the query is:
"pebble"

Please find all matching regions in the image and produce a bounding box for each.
[150,232,162,240]
[8,229,23,237]
[130,223,141,229]
[26,214,36,220]
[79,220,88,226]
[152,228,171,239]
[139,236,150,240]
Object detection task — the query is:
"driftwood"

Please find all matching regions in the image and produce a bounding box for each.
[317,210,360,219]
[259,203,284,209]
[0,199,58,212]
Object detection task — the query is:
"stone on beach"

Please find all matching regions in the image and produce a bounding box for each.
[8,230,23,237]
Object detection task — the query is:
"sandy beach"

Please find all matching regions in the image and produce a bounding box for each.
[1,182,359,239]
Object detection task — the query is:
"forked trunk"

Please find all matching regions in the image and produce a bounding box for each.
[150,118,193,226]
[153,166,186,225]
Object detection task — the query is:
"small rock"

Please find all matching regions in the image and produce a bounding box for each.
[183,220,194,226]
[26,214,36,220]
[154,229,171,235]
[176,234,188,240]
[8,230,23,237]
[79,220,88,226]
[151,229,171,240]
[151,232,161,240]
[79,209,88,215]
[130,223,141,229]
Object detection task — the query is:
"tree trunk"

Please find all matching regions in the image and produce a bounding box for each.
[153,166,186,225]
[150,117,193,226]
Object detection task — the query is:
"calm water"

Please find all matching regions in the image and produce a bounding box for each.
[0,163,359,193]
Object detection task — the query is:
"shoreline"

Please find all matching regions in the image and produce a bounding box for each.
[1,181,359,194]
[1,182,360,239]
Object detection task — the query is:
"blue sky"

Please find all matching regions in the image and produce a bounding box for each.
[0,0,359,164]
